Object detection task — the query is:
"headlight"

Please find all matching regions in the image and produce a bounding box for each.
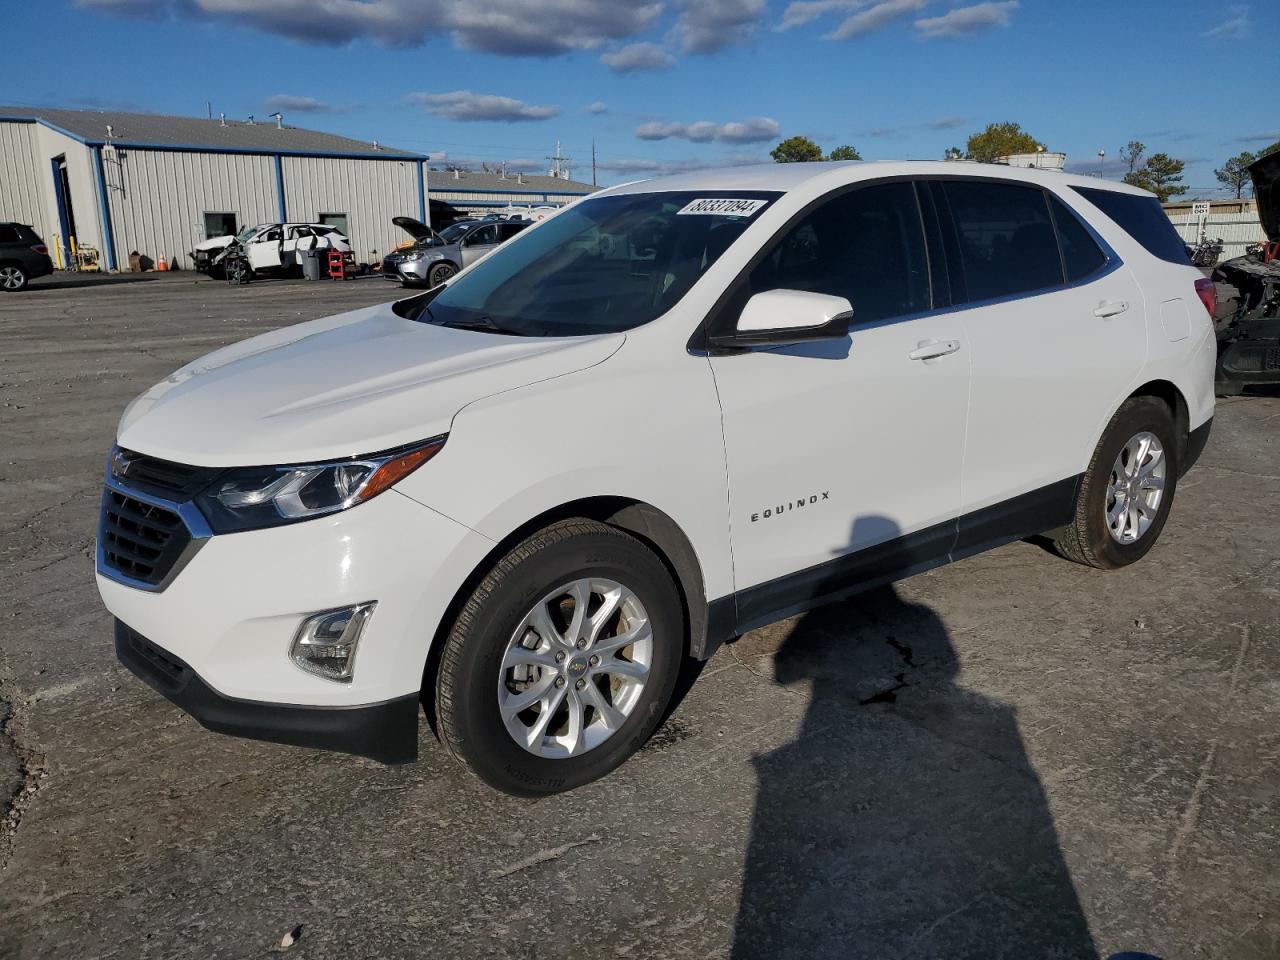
[403,252,425,262]
[194,436,445,533]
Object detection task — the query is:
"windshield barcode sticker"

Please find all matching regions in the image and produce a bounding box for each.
[676,198,768,217]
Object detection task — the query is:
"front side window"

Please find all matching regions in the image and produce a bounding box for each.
[467,225,500,246]
[407,190,779,336]
[943,180,1064,301]
[748,181,930,325]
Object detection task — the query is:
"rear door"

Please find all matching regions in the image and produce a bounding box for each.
[931,178,1145,551]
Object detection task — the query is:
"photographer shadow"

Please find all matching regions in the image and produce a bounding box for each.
[731,516,1098,959]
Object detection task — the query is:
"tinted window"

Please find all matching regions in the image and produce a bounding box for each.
[944,180,1064,301]
[467,225,499,246]
[0,225,19,244]
[1072,187,1190,265]
[410,191,778,336]
[749,181,929,324]
[499,223,527,242]
[1048,195,1107,281]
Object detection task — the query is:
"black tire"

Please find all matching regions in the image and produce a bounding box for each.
[1054,397,1178,569]
[427,261,457,287]
[436,519,683,796]
[0,263,29,292]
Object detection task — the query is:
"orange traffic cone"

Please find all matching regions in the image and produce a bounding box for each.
[156,256,169,272]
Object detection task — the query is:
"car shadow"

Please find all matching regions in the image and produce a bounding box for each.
[730,516,1100,959]
[28,274,160,290]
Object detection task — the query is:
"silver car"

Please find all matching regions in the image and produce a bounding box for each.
[382,217,530,287]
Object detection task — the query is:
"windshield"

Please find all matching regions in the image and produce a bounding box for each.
[235,225,265,243]
[438,222,472,244]
[408,191,778,336]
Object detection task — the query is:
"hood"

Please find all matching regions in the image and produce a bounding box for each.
[1250,151,1279,242]
[393,216,438,242]
[194,235,235,252]
[118,304,625,466]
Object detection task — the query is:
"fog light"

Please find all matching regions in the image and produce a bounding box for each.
[290,602,376,683]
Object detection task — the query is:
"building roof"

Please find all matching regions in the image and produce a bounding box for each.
[429,170,596,195]
[0,104,423,159]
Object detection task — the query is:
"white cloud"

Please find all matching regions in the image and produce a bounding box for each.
[76,0,663,55]
[600,42,675,72]
[586,101,609,115]
[635,116,780,144]
[264,94,342,114]
[926,116,967,129]
[1237,130,1280,143]
[407,90,560,123]
[595,153,765,175]
[777,0,858,32]
[673,0,765,53]
[914,1,1018,39]
[829,0,927,40]
[1201,5,1249,40]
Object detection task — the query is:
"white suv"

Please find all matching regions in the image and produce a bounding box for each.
[97,162,1215,794]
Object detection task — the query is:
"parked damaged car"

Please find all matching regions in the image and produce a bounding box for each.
[1214,151,1280,394]
[382,216,529,287]
[191,223,352,279]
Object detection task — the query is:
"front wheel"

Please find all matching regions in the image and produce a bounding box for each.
[0,264,29,291]
[1054,396,1178,569]
[427,261,457,287]
[436,519,683,795]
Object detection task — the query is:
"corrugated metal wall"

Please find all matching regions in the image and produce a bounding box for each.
[1167,211,1267,260]
[0,122,54,240]
[282,156,418,262]
[104,149,277,270]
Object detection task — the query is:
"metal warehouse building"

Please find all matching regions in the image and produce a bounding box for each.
[429,169,595,215]
[0,106,435,271]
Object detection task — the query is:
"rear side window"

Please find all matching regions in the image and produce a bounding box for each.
[749,181,930,324]
[942,180,1064,301]
[1072,187,1190,265]
[0,225,19,244]
[1048,195,1108,281]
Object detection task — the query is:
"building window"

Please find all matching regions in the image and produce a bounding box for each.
[319,213,349,238]
[203,212,238,240]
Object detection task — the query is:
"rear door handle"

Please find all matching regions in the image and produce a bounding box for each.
[908,339,961,361]
[1094,300,1129,318]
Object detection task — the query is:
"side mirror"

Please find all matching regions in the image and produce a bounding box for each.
[708,289,854,351]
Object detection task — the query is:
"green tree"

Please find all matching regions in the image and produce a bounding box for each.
[1126,153,1187,202]
[1119,140,1145,175]
[1258,140,1280,159]
[770,136,824,163]
[943,146,963,160]
[964,122,1045,163]
[826,144,862,161]
[1216,151,1256,198]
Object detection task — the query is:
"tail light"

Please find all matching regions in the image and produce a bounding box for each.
[1194,277,1215,317]
[31,244,48,255]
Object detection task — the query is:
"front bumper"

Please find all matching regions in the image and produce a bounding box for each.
[116,620,420,763]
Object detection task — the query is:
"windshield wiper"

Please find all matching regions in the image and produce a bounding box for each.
[440,314,513,333]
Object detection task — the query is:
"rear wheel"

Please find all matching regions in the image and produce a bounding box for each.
[1055,397,1178,569]
[0,264,29,291]
[436,519,683,795]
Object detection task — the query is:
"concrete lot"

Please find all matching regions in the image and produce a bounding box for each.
[1,272,1277,959]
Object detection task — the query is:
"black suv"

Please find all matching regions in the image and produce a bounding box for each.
[0,223,55,291]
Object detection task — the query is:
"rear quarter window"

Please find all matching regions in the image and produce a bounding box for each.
[1072,187,1190,265]
[0,225,20,244]
[1047,195,1108,282]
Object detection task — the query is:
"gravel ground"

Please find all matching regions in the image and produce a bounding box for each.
[1,272,1277,959]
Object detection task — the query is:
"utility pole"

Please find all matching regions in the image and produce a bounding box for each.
[546,141,572,180]
[592,140,597,187]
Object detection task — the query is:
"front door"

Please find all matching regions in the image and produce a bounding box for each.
[247,225,284,271]
[460,224,500,266]
[709,181,970,625]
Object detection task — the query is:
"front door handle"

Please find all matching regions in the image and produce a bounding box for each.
[908,339,961,361]
[1093,300,1129,318]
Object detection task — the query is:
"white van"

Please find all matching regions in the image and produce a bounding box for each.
[98,162,1216,794]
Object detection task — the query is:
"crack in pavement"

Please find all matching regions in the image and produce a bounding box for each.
[0,660,50,872]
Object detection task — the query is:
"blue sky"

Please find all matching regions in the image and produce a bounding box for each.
[5,1,1275,192]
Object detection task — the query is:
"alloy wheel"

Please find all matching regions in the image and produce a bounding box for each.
[1105,431,1166,544]
[0,266,25,290]
[498,578,652,759]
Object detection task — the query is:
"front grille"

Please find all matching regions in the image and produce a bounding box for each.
[116,449,219,498]
[99,490,192,586]
[1266,348,1280,372]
